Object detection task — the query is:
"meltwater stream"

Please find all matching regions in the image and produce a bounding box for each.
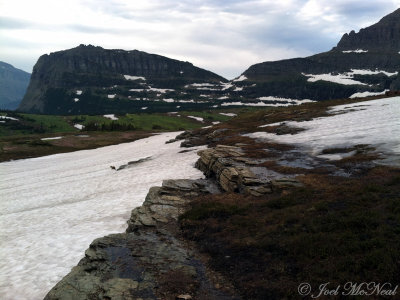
[0,132,204,299]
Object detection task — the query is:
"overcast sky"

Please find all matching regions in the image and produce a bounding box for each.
[1,0,399,79]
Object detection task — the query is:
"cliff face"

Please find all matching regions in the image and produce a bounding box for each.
[0,61,30,110]
[239,8,400,101]
[336,8,400,51]
[19,45,226,114]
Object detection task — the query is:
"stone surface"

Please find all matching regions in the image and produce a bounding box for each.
[44,178,240,300]
[196,145,274,196]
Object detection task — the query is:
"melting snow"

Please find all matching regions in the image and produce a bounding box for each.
[188,116,204,122]
[247,97,400,166]
[351,69,398,77]
[40,137,63,141]
[220,101,311,107]
[233,75,247,82]
[0,133,205,300]
[220,82,234,90]
[303,69,397,86]
[186,83,216,88]
[74,124,84,130]
[342,49,368,53]
[124,75,146,81]
[103,114,118,121]
[258,96,314,104]
[0,116,19,121]
[148,87,174,93]
[303,72,367,85]
[219,113,237,117]
[350,90,389,99]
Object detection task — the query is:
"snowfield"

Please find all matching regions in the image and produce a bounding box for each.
[0,132,205,300]
[247,97,400,166]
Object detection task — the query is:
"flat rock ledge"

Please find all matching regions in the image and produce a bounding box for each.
[196,145,302,196]
[44,178,240,300]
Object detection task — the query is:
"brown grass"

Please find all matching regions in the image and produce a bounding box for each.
[0,131,151,162]
[180,166,400,299]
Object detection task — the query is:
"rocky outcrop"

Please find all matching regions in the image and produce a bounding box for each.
[44,178,241,300]
[126,179,220,230]
[336,8,400,52]
[196,145,302,196]
[44,141,304,299]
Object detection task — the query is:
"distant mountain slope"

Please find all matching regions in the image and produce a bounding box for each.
[19,45,227,114]
[0,62,31,110]
[237,8,400,101]
[18,9,400,114]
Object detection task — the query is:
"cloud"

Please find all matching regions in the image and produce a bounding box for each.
[0,0,399,78]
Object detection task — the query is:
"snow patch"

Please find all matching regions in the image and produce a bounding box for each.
[74,98,79,102]
[74,124,84,130]
[303,72,367,85]
[41,137,63,141]
[219,113,237,117]
[188,116,204,122]
[103,114,118,121]
[233,75,247,82]
[124,75,146,81]
[108,94,116,99]
[76,90,82,95]
[0,116,19,121]
[351,69,398,77]
[246,97,400,166]
[0,133,205,300]
[342,49,368,53]
[350,90,389,99]
[141,107,148,110]
[163,98,175,103]
[258,96,314,104]
[220,82,234,90]
[148,87,174,93]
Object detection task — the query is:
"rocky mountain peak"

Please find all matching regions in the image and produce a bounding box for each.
[336,8,400,51]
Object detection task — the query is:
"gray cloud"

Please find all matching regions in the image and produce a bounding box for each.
[1,0,399,78]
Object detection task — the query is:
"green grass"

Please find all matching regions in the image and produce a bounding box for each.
[122,113,201,130]
[178,110,233,122]
[20,114,76,132]
[1,107,243,137]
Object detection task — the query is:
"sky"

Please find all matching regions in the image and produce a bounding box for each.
[0,0,399,79]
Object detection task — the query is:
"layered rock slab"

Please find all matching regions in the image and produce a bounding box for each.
[44,179,239,300]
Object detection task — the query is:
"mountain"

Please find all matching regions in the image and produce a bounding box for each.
[235,8,400,101]
[18,9,400,114]
[18,45,227,114]
[0,61,31,110]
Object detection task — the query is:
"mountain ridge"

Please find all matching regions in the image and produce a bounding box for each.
[18,8,400,114]
[0,61,31,110]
